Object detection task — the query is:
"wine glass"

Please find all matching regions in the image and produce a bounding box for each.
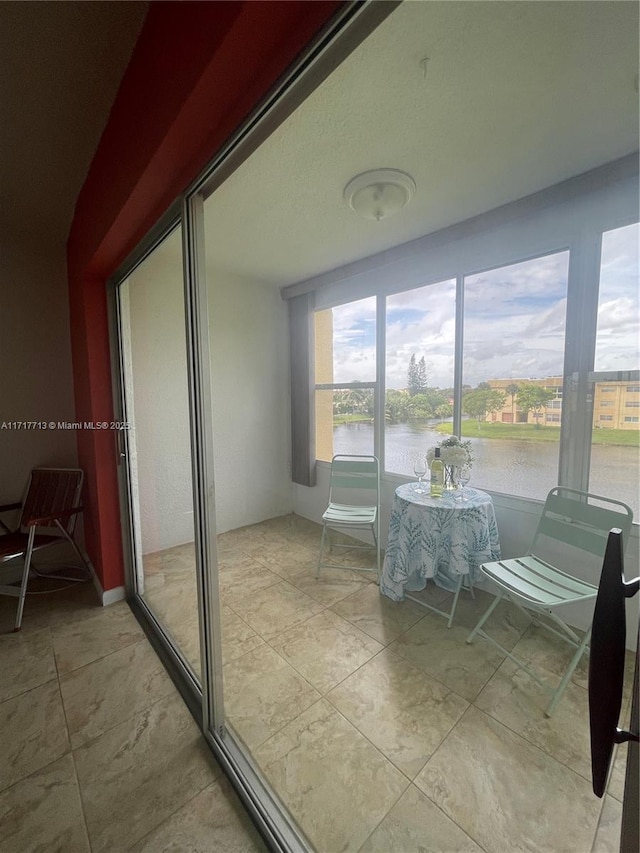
[413,457,427,493]
[457,465,471,501]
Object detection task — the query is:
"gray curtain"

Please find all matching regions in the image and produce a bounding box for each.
[288,291,316,486]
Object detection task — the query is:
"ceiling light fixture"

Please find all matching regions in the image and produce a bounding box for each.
[344,168,416,221]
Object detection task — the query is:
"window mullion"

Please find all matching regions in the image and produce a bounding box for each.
[559,231,602,492]
[453,274,464,437]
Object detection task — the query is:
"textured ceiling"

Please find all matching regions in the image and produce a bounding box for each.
[204,1,639,287]
[0,1,147,240]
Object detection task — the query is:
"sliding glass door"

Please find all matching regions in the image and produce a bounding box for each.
[114,220,205,685]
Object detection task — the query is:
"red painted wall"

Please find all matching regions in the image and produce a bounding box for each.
[67,0,341,591]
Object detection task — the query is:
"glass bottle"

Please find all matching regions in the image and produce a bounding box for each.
[430,447,444,497]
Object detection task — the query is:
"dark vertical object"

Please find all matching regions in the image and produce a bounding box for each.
[289,292,316,487]
[620,638,638,853]
[588,528,639,851]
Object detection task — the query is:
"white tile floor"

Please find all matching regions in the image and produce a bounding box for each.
[0,513,632,852]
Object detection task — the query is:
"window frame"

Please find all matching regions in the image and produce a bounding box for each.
[305,165,638,509]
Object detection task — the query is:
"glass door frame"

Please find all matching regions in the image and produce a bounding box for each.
[108,3,401,850]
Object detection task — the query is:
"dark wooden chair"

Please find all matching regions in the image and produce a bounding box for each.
[0,468,91,631]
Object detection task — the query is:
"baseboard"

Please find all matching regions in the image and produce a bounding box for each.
[89,566,126,606]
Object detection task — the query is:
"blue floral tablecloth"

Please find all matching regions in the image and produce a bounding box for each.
[381,484,501,600]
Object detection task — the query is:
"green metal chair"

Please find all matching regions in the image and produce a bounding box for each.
[316,455,380,579]
[466,487,633,716]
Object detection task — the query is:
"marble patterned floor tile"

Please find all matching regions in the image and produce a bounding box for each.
[0,753,90,853]
[223,530,290,558]
[270,610,383,694]
[447,586,530,650]
[332,583,427,645]
[328,649,468,778]
[358,783,483,852]
[51,600,145,674]
[415,706,601,853]
[218,560,282,607]
[60,639,175,748]
[44,580,103,628]
[74,691,219,853]
[130,777,267,852]
[0,627,56,702]
[254,698,408,853]
[218,549,266,571]
[221,605,265,664]
[223,644,320,750]
[0,680,70,792]
[226,580,324,640]
[499,621,591,689]
[287,564,373,607]
[254,544,321,579]
[389,613,505,701]
[163,613,202,679]
[592,795,622,853]
[402,580,453,610]
[475,645,593,779]
[143,576,198,624]
[0,590,51,635]
[606,742,628,802]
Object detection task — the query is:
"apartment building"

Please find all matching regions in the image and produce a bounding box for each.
[487,377,640,430]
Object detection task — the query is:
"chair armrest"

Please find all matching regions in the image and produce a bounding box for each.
[26,506,84,526]
[0,502,21,513]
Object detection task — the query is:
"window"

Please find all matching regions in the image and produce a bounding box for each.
[625,417,639,423]
[314,297,376,461]
[463,252,569,499]
[595,223,640,372]
[309,218,638,515]
[590,224,640,513]
[384,280,456,476]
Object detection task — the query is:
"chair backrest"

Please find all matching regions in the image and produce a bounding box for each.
[20,468,84,535]
[531,487,633,561]
[328,455,379,505]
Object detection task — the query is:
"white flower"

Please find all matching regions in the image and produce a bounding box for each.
[426,436,473,468]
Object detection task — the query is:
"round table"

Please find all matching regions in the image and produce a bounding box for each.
[380,484,501,618]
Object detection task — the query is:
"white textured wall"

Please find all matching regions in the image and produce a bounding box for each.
[126,228,194,554]
[208,270,292,533]
[0,232,77,504]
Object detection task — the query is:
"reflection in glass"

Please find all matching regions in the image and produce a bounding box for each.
[120,225,200,679]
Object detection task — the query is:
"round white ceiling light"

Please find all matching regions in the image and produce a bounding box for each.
[344,168,416,221]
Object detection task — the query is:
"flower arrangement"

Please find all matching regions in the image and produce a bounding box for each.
[426,435,473,469]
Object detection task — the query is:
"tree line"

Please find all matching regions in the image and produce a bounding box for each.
[334,354,557,428]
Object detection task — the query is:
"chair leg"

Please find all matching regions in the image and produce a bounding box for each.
[14,528,36,632]
[447,575,464,628]
[545,625,592,717]
[466,590,504,644]
[316,523,328,578]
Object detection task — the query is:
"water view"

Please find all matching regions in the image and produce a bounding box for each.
[333,421,639,514]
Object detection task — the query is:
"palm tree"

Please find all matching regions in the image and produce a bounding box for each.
[505,383,519,424]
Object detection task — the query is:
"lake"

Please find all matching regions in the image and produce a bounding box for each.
[333,421,639,514]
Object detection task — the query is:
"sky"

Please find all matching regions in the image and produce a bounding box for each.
[325,222,639,389]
